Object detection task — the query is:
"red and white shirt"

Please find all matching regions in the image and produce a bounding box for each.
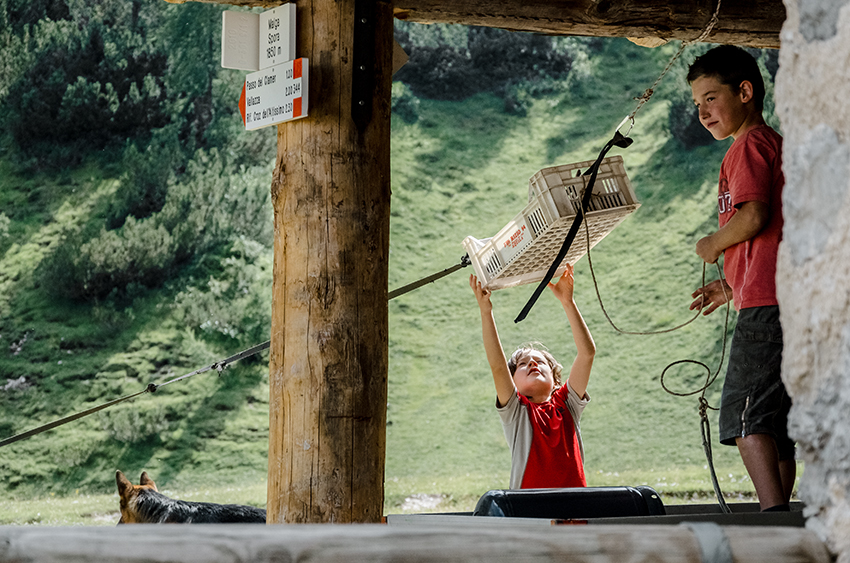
[718,125,784,310]
[497,381,588,489]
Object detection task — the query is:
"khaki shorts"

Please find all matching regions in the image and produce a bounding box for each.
[718,305,795,460]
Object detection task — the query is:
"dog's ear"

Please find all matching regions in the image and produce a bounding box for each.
[139,471,158,491]
[116,470,133,497]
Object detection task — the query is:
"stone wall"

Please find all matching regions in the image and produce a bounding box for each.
[775,0,850,560]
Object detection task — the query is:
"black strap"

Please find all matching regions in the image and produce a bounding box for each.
[514,131,632,323]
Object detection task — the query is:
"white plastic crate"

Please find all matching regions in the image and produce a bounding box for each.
[463,155,639,290]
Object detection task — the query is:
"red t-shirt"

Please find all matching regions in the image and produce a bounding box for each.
[517,385,586,489]
[718,125,784,310]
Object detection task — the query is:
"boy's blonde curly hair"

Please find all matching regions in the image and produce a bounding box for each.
[507,342,564,388]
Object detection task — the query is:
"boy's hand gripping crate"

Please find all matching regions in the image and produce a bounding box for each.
[463,155,639,290]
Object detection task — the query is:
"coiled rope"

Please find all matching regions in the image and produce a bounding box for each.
[579,205,733,512]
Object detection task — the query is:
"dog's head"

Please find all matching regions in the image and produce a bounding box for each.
[116,470,159,524]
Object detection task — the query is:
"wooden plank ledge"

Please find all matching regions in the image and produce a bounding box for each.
[0,523,832,562]
[386,510,806,528]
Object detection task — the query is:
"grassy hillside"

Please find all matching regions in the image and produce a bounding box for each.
[383,39,750,507]
[0,31,787,524]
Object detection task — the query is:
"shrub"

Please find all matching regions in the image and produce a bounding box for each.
[80,217,177,295]
[1,1,272,170]
[503,82,533,116]
[37,151,272,301]
[35,231,89,300]
[0,23,34,102]
[107,126,184,229]
[392,82,420,123]
[173,237,272,350]
[51,436,97,468]
[2,16,169,166]
[37,219,176,301]
[393,22,581,103]
[669,99,714,149]
[99,405,169,444]
[158,151,273,260]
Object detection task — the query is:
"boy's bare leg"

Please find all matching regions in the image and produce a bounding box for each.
[779,458,796,503]
[736,433,787,510]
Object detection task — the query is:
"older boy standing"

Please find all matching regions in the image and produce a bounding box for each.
[687,45,794,511]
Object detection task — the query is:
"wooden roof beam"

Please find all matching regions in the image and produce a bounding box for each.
[391,0,784,49]
[172,0,784,49]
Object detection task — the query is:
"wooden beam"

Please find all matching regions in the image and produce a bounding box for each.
[391,0,785,48]
[0,523,833,562]
[167,0,785,48]
[266,0,392,523]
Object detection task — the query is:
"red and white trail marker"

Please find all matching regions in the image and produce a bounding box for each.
[239,58,308,130]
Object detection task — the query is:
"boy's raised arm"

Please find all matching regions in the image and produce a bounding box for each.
[548,264,596,399]
[470,275,515,407]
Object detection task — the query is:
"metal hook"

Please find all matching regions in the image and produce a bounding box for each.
[615,115,635,138]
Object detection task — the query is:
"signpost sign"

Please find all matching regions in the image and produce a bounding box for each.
[221,11,259,71]
[221,4,296,71]
[259,5,295,69]
[222,3,307,128]
[239,58,308,130]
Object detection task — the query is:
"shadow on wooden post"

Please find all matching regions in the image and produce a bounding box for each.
[266,0,393,524]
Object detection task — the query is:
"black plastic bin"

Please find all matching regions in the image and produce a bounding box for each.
[473,486,665,520]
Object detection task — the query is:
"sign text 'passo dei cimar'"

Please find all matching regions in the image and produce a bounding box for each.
[239,58,308,130]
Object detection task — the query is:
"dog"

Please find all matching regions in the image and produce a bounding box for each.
[115,470,266,524]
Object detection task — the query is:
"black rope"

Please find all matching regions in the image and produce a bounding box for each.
[388,255,471,300]
[578,201,733,513]
[700,396,731,513]
[514,130,633,324]
[0,258,475,449]
[0,341,271,449]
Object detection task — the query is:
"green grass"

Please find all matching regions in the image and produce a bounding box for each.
[384,41,738,491]
[0,37,791,524]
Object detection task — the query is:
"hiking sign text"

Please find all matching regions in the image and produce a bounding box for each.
[239,58,308,130]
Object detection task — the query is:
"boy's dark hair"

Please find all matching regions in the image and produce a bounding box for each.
[687,45,765,111]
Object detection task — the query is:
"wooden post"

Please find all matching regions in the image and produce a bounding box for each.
[266,0,392,523]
